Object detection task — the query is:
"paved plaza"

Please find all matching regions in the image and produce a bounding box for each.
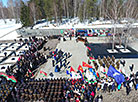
[36,37,138,79]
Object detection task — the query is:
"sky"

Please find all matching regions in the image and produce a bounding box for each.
[2,0,29,7]
[2,0,8,7]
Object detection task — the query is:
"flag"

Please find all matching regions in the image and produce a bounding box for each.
[96,72,100,78]
[40,71,47,77]
[78,65,84,73]
[66,70,70,75]
[0,73,17,83]
[70,66,76,73]
[8,75,17,83]
[87,46,91,51]
[89,57,96,61]
[28,69,34,76]
[82,61,93,68]
[107,65,125,84]
[0,72,8,78]
[54,54,56,57]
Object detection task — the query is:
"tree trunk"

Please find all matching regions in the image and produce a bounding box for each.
[124,35,127,51]
[74,0,77,18]
[83,0,87,22]
[62,0,66,17]
[65,0,69,18]
[119,36,121,47]
[112,22,116,51]
[53,1,58,23]
[77,1,82,19]
[1,7,6,23]
[0,0,6,24]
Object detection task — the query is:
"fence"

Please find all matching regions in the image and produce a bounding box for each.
[16,27,138,37]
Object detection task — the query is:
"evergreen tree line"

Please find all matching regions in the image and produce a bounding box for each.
[20,0,99,26]
[0,0,137,27]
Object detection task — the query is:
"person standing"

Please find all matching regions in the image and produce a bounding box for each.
[52,60,55,67]
[129,64,134,72]
[69,34,72,40]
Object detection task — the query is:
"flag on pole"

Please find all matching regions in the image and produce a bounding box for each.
[0,72,8,78]
[107,65,125,84]
[8,75,17,83]
[82,61,93,68]
[78,65,84,73]
[40,71,47,77]
[0,72,17,83]
[96,72,100,78]
[89,57,96,61]
[87,46,91,51]
[28,69,34,76]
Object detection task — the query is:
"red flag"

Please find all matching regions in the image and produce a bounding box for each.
[87,46,91,51]
[28,69,34,76]
[96,72,100,78]
[82,61,93,68]
[89,57,96,61]
[40,71,47,77]
[70,66,76,73]
[0,72,8,78]
[54,54,56,57]
[78,65,84,73]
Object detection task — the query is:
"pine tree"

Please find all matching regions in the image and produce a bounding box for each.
[43,0,53,21]
[20,1,30,26]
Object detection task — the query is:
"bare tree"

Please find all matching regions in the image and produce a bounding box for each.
[53,0,58,23]
[122,0,138,51]
[0,0,6,23]
[99,0,105,18]
[65,0,69,18]
[74,0,77,18]
[15,0,21,23]
[102,0,124,51]
[29,1,36,23]
[83,0,87,21]
[62,0,66,17]
[7,0,15,20]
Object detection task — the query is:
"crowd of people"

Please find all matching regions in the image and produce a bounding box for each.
[5,36,47,82]
[0,77,16,102]
[0,36,50,101]
[11,78,65,102]
[0,35,138,102]
[64,78,97,102]
[51,49,72,73]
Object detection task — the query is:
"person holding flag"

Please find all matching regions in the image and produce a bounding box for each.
[107,65,125,86]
